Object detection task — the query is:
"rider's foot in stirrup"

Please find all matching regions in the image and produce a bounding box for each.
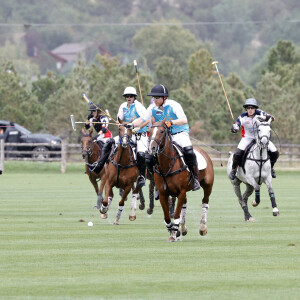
[271,168,276,178]
[86,162,97,170]
[193,179,201,191]
[136,175,145,187]
[229,169,236,180]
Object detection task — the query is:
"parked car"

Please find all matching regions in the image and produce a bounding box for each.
[0,120,61,159]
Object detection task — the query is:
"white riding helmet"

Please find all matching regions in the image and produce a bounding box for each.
[122,86,137,97]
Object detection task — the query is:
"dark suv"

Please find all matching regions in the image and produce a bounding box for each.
[0,120,61,159]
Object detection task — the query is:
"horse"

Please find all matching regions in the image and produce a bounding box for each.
[148,119,214,242]
[81,128,106,212]
[100,119,141,225]
[227,116,279,222]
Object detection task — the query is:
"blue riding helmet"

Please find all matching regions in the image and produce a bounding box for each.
[147,84,169,97]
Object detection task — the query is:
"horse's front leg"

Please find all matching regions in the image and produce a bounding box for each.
[179,200,188,236]
[100,184,113,219]
[242,184,255,222]
[169,191,186,242]
[114,185,132,225]
[265,177,279,217]
[147,177,155,215]
[95,173,106,209]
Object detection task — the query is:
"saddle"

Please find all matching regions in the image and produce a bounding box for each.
[240,139,256,169]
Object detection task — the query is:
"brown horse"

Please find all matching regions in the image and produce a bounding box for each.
[100,119,141,225]
[148,119,214,242]
[81,128,106,212]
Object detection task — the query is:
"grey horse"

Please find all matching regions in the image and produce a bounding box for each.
[227,117,279,222]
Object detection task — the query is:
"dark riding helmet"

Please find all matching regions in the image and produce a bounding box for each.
[88,104,102,111]
[147,84,169,97]
[243,98,259,108]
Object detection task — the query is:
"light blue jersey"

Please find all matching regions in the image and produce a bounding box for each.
[117,100,147,133]
[144,99,189,134]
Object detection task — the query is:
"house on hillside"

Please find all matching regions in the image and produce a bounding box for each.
[47,43,110,71]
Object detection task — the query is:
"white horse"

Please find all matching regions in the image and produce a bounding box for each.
[227,116,279,222]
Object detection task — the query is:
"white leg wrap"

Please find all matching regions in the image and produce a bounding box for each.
[180,204,187,224]
[116,205,124,220]
[107,196,113,208]
[131,193,138,210]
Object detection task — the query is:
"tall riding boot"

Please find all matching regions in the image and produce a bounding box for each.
[269,150,279,178]
[136,152,146,187]
[86,138,114,174]
[183,146,201,191]
[145,151,155,174]
[229,149,244,180]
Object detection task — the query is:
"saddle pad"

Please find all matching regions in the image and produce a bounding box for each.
[195,149,207,170]
[173,144,207,171]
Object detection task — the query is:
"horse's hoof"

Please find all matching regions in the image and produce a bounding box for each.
[129,215,136,221]
[180,224,188,236]
[246,217,255,222]
[252,201,259,207]
[100,213,107,219]
[199,225,207,236]
[139,203,145,210]
[93,205,100,210]
[273,208,280,216]
[147,208,153,215]
[113,221,119,225]
[168,236,176,242]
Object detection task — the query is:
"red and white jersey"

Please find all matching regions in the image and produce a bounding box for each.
[236,109,272,139]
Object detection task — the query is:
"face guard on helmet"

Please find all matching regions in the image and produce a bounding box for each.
[147,84,169,97]
[243,98,259,108]
[122,86,137,97]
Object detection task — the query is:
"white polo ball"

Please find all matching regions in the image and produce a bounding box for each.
[88,221,93,227]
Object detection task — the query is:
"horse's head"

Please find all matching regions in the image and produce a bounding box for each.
[118,118,132,148]
[81,128,93,159]
[148,117,168,155]
[255,117,272,148]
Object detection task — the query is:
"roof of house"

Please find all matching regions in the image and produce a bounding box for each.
[49,43,91,62]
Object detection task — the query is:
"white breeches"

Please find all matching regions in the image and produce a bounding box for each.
[238,138,277,152]
[171,132,192,148]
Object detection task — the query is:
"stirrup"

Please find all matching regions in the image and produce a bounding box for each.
[229,169,236,180]
[271,168,276,178]
[136,175,145,187]
[192,179,201,191]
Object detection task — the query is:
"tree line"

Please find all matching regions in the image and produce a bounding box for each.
[1,34,299,144]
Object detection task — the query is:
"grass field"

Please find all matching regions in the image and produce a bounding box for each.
[1,162,300,300]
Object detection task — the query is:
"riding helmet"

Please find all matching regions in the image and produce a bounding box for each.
[89,104,102,111]
[243,98,259,108]
[122,86,137,97]
[147,84,169,97]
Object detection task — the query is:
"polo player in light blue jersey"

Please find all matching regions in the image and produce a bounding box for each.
[125,84,200,191]
[87,86,148,187]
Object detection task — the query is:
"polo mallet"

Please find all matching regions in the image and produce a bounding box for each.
[82,93,118,124]
[70,115,121,132]
[133,60,144,105]
[212,61,235,123]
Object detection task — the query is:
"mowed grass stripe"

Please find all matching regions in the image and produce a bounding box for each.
[0,165,299,299]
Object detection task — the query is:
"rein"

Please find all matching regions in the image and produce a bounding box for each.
[151,125,187,178]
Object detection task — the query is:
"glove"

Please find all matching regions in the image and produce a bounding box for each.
[230,124,239,133]
[132,127,140,134]
[124,123,134,129]
[165,120,172,128]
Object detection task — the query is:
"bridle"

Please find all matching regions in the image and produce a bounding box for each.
[149,125,169,155]
[81,133,94,157]
[119,126,131,148]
